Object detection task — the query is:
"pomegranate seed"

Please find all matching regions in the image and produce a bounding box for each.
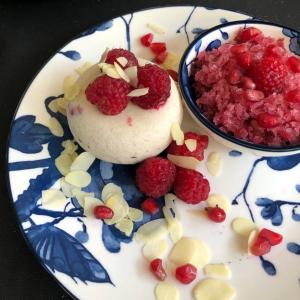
[141,198,159,214]
[167,69,178,82]
[242,77,256,89]
[230,43,247,54]
[237,52,252,69]
[236,27,262,43]
[251,236,271,256]
[206,205,226,223]
[175,264,197,284]
[244,89,264,101]
[228,69,241,84]
[150,42,167,55]
[257,228,283,246]
[150,258,167,281]
[266,45,285,57]
[155,51,168,64]
[140,33,154,47]
[94,205,114,219]
[287,56,300,73]
[285,89,300,103]
[256,113,280,128]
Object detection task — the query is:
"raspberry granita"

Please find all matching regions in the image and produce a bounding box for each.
[192,27,300,146]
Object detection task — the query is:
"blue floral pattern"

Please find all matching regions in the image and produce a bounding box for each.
[282,28,300,56]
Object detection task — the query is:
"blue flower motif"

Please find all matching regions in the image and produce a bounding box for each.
[229,150,242,157]
[59,50,81,61]
[256,198,283,226]
[282,28,300,56]
[80,20,113,37]
[265,153,300,171]
[206,39,221,51]
[287,242,300,255]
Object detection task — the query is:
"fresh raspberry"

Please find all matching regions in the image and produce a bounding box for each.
[257,228,283,246]
[150,42,167,55]
[236,27,262,43]
[105,48,138,68]
[168,132,208,161]
[248,54,288,95]
[236,51,252,69]
[256,113,280,128]
[140,33,154,47]
[131,64,171,109]
[287,56,300,73]
[174,169,210,204]
[85,75,131,115]
[285,89,300,103]
[136,157,176,198]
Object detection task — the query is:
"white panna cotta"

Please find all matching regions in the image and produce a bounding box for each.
[67,64,183,164]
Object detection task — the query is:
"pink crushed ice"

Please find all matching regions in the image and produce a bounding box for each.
[192,27,300,146]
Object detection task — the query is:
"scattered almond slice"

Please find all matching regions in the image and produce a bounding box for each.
[55,153,73,176]
[63,75,76,94]
[62,140,78,154]
[56,97,69,114]
[48,99,59,113]
[232,217,258,237]
[115,218,134,236]
[193,279,236,300]
[169,221,183,244]
[41,189,67,210]
[124,66,138,87]
[76,62,92,75]
[135,219,169,244]
[98,62,120,79]
[63,75,81,100]
[60,177,76,197]
[204,263,232,280]
[104,194,129,225]
[171,122,184,145]
[163,206,177,227]
[65,170,91,188]
[127,88,149,97]
[155,282,179,300]
[247,229,259,255]
[116,56,128,67]
[206,152,223,176]
[164,193,180,219]
[207,194,231,214]
[185,139,197,152]
[99,47,110,63]
[49,117,64,137]
[84,196,104,217]
[142,239,169,261]
[167,154,201,171]
[128,207,143,222]
[70,151,95,171]
[147,22,167,34]
[101,183,123,202]
[72,188,94,206]
[114,62,130,82]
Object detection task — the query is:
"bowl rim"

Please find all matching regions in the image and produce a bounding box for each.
[178,19,300,152]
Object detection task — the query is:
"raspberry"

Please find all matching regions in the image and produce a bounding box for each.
[155,51,168,64]
[250,236,271,256]
[174,169,210,204]
[136,157,176,198]
[141,198,159,214]
[230,43,247,54]
[256,113,280,128]
[150,258,167,281]
[150,42,167,55]
[105,48,138,68]
[131,64,171,109]
[236,27,262,43]
[85,75,131,115]
[287,56,300,73]
[206,205,226,223]
[285,89,300,103]
[140,33,154,47]
[175,264,197,284]
[248,54,288,95]
[236,51,252,69]
[257,228,283,246]
[94,205,114,219]
[168,132,208,161]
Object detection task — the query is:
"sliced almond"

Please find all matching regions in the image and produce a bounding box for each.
[72,188,94,207]
[207,194,231,214]
[116,56,128,67]
[60,177,76,197]
[127,88,149,97]
[63,75,76,94]
[206,152,223,177]
[185,139,197,152]
[167,154,201,171]
[62,140,78,154]
[155,282,179,300]
[84,196,104,217]
[115,218,134,236]
[248,229,259,255]
[204,263,232,280]
[76,62,92,75]
[164,193,180,219]
[41,189,67,210]
[128,207,143,222]
[147,22,167,34]
[169,221,183,244]
[98,62,120,79]
[56,97,69,111]
[49,117,64,137]
[63,75,81,100]
[65,170,91,188]
[101,183,123,202]
[104,194,129,225]
[114,62,130,82]
[171,122,184,145]
[48,99,59,113]
[142,239,169,261]
[55,153,73,176]
[70,151,95,171]
[124,66,138,87]
[232,217,258,237]
[99,47,110,63]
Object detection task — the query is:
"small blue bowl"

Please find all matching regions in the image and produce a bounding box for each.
[179,20,300,156]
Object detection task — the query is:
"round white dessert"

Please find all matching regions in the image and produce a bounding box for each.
[67,64,183,164]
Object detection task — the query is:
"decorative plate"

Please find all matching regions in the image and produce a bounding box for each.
[6,6,300,300]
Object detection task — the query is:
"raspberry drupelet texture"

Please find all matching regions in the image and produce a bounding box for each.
[131,64,171,109]
[174,168,210,204]
[168,132,209,161]
[136,157,176,198]
[105,48,138,68]
[85,75,131,115]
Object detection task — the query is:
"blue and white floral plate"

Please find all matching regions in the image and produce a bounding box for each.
[6,6,300,300]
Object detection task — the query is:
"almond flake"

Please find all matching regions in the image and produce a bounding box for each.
[55,153,73,176]
[60,178,76,198]
[232,217,258,237]
[76,62,92,75]
[204,264,232,280]
[63,75,76,93]
[41,189,67,210]
[169,221,183,244]
[128,207,143,222]
[124,66,138,87]
[114,62,130,82]
[206,152,223,177]
[64,79,81,101]
[65,170,91,188]
[48,99,59,113]
[147,22,167,34]
[70,151,95,171]
[127,88,149,97]
[155,282,179,300]
[104,194,129,225]
[185,139,197,152]
[167,154,201,171]
[164,193,180,220]
[101,183,123,202]
[49,117,64,137]
[72,188,94,207]
[248,229,259,255]
[116,56,128,67]
[207,194,231,214]
[99,47,110,63]
[84,196,104,217]
[115,218,134,237]
[98,62,120,79]
[62,140,78,154]
[142,239,169,261]
[171,122,184,145]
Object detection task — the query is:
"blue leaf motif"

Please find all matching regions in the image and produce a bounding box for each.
[229,150,242,157]
[80,20,113,37]
[296,185,300,193]
[10,115,52,154]
[260,258,276,276]
[289,37,300,56]
[194,39,202,55]
[287,242,300,255]
[27,224,112,283]
[59,50,81,61]
[256,198,283,226]
[206,39,221,51]
[292,206,300,221]
[282,28,297,38]
[220,30,229,40]
[266,153,300,171]
[256,197,274,206]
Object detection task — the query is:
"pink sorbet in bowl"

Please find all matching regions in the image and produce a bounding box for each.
[192,27,300,147]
